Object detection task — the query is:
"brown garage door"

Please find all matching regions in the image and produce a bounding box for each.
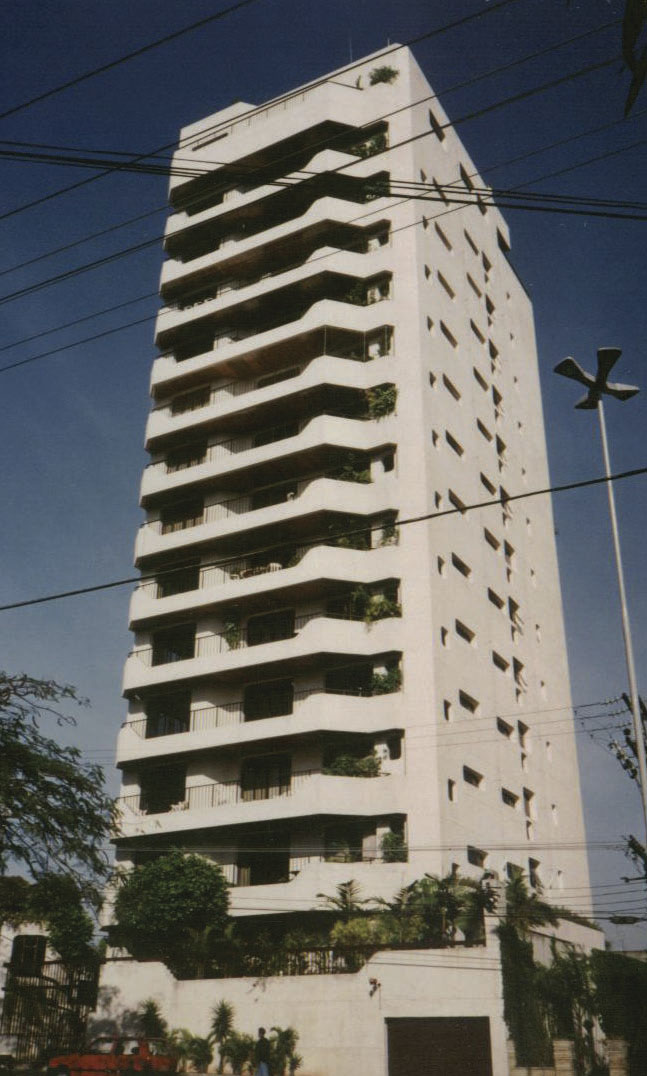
[386,1016,493,1076]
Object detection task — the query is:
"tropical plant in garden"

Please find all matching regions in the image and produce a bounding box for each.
[210,1000,234,1073]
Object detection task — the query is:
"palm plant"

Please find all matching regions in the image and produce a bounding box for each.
[316,879,371,920]
[219,1030,255,1075]
[136,998,168,1039]
[269,1026,299,1075]
[505,872,559,934]
[210,1001,234,1073]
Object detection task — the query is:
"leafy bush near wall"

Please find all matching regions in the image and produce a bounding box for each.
[591,950,647,1075]
[498,922,553,1068]
[381,830,408,862]
[366,384,397,419]
[371,666,402,694]
[369,66,399,85]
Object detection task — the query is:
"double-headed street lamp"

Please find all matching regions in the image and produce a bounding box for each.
[554,348,647,841]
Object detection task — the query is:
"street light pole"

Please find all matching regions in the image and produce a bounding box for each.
[554,348,647,843]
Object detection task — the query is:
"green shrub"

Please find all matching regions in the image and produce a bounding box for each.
[369,66,399,85]
[366,384,397,419]
[381,831,408,862]
[371,666,402,695]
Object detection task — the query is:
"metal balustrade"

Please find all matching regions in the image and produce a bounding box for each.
[118,768,318,815]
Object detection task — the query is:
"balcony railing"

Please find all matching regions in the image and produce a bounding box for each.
[128,610,329,668]
[119,767,318,815]
[142,466,376,537]
[122,681,400,739]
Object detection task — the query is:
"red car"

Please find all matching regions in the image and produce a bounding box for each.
[48,1039,176,1076]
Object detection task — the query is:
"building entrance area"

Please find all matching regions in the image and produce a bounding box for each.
[386,1016,493,1076]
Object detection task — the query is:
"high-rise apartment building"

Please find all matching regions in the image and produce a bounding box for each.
[115,44,591,923]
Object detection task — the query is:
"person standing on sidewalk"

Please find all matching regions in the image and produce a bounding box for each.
[254,1027,271,1076]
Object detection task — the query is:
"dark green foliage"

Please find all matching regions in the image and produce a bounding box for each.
[0,672,115,901]
[498,922,553,1067]
[366,383,397,419]
[591,950,647,1074]
[380,831,408,863]
[323,751,381,777]
[0,872,97,966]
[219,1030,255,1075]
[113,850,230,977]
[210,1000,234,1074]
[371,666,402,694]
[134,999,168,1039]
[369,65,399,85]
[326,515,371,550]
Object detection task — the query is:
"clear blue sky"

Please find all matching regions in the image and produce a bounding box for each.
[1,0,646,944]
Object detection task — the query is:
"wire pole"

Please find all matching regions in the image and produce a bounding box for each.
[597,399,647,839]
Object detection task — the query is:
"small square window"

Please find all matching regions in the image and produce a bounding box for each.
[497,718,513,738]
[448,489,466,514]
[502,788,518,808]
[447,778,456,801]
[464,230,479,255]
[443,699,452,722]
[438,271,455,299]
[429,108,446,141]
[440,321,458,349]
[488,588,504,610]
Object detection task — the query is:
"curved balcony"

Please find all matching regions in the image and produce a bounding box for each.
[146,351,394,446]
[134,474,397,563]
[129,543,399,628]
[154,248,391,347]
[140,414,396,503]
[123,613,401,694]
[150,299,396,395]
[161,196,390,298]
[117,688,404,765]
[168,80,390,201]
[116,771,405,840]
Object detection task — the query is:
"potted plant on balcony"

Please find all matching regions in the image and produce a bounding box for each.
[222,617,242,650]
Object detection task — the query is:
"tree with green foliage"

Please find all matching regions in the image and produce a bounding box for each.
[113,850,230,978]
[0,672,114,903]
[210,1001,234,1073]
[0,871,98,966]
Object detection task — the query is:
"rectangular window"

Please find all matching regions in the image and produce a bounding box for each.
[443,699,452,722]
[497,718,513,738]
[502,788,518,807]
[448,778,456,801]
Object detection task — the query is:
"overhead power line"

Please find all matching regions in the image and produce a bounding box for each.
[0,0,266,124]
[0,0,522,222]
[0,463,645,614]
[0,16,624,285]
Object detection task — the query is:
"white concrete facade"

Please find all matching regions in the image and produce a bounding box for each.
[111,45,593,1070]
